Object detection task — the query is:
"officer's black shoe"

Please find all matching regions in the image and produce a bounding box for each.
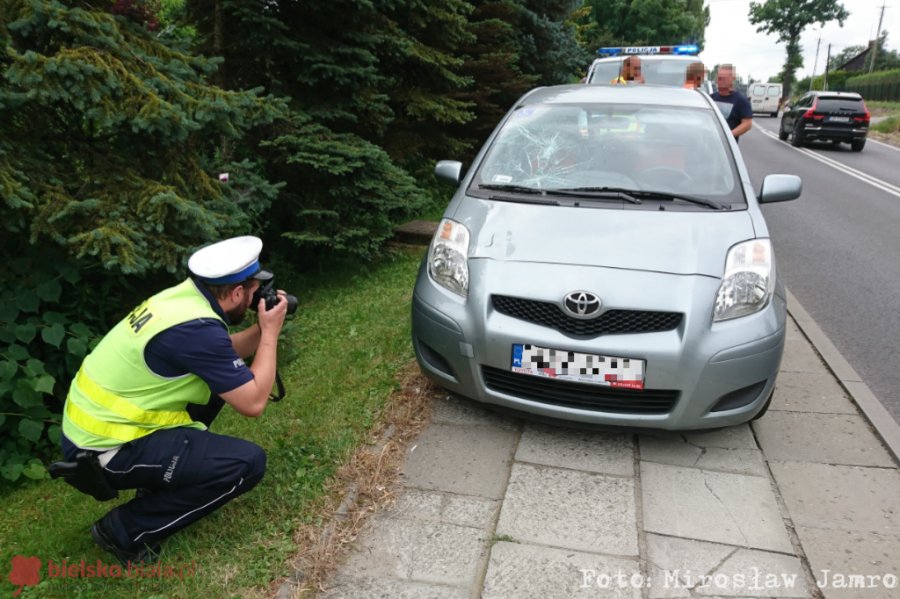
[91,517,161,565]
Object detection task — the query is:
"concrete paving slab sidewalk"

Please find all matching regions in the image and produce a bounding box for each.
[313,303,900,599]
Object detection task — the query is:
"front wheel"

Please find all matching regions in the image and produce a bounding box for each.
[851,139,866,152]
[778,120,789,141]
[752,389,775,421]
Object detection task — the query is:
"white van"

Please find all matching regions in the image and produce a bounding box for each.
[749,83,783,117]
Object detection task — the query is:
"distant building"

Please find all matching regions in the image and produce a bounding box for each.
[837,41,874,72]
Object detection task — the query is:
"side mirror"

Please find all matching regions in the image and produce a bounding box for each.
[758,174,801,204]
[435,160,463,185]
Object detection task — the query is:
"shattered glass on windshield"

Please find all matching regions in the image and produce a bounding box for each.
[474,103,737,200]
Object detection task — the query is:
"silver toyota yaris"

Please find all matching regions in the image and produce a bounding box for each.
[412,84,801,430]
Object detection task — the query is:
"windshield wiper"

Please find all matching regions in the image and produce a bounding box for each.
[633,189,726,210]
[543,187,642,204]
[487,194,560,205]
[551,187,724,210]
[478,183,544,194]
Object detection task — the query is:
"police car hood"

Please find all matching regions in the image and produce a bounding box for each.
[464,200,756,277]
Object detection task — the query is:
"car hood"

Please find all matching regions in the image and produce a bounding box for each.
[463,199,757,277]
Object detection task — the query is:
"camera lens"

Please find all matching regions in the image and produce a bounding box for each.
[285,294,298,316]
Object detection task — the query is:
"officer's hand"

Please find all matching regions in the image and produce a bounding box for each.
[258,290,288,336]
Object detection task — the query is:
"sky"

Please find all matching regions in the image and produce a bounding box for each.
[700,0,899,83]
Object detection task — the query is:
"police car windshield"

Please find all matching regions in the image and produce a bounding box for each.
[587,57,697,86]
[470,103,743,209]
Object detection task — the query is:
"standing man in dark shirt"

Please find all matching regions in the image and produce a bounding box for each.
[60,235,288,564]
[712,64,753,141]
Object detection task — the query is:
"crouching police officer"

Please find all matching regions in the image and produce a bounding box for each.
[59,236,288,564]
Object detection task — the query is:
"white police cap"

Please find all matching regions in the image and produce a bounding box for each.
[188,236,273,285]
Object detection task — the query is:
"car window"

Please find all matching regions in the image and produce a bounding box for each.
[816,98,864,112]
[588,58,698,87]
[752,85,765,97]
[642,60,692,86]
[588,61,623,84]
[471,103,742,207]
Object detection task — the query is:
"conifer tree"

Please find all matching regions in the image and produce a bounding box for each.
[1,0,285,274]
[453,0,539,149]
[0,0,284,482]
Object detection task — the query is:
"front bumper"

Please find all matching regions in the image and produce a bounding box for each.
[411,258,786,430]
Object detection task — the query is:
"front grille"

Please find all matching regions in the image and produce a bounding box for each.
[492,295,682,337]
[482,366,678,414]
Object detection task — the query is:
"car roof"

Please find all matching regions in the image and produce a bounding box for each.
[809,91,862,99]
[589,55,701,65]
[518,84,713,110]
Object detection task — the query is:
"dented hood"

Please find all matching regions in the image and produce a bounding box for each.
[459,199,757,277]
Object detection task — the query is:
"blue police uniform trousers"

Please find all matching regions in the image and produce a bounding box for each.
[61,396,265,552]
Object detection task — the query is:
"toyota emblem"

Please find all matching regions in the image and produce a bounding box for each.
[563,291,602,319]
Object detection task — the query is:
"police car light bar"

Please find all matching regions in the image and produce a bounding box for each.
[597,45,699,57]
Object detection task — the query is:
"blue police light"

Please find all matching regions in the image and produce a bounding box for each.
[674,44,699,55]
[597,45,699,57]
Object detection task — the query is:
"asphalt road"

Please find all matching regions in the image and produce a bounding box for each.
[739,116,900,423]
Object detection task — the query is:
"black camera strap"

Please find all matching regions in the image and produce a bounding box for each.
[270,370,286,402]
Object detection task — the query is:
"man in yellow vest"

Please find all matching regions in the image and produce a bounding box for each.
[610,55,645,84]
[60,236,288,564]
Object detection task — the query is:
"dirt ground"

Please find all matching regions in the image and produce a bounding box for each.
[870,130,900,147]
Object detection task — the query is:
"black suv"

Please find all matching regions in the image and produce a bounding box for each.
[779,91,870,151]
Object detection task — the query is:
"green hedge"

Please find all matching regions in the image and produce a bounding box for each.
[845,68,900,101]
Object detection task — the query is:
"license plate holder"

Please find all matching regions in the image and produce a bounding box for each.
[511,344,645,390]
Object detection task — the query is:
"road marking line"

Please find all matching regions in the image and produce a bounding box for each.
[759,128,900,199]
[792,143,900,194]
[869,137,900,152]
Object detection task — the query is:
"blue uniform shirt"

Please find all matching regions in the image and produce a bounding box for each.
[144,281,254,395]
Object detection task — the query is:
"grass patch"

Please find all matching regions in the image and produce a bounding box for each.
[0,246,427,598]
[867,100,900,116]
[872,115,900,133]
[487,533,518,548]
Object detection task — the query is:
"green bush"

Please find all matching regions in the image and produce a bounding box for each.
[845,68,900,101]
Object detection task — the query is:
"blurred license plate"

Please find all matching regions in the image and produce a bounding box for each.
[511,344,644,390]
[829,116,850,123]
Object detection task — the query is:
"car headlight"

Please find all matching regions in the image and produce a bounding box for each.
[428,219,470,297]
[714,239,775,322]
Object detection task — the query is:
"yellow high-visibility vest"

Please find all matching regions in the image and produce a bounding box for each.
[62,279,225,449]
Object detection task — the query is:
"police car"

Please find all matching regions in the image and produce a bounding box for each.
[585,45,713,94]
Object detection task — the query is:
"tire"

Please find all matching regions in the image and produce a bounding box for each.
[778,120,789,141]
[771,111,778,118]
[752,389,775,421]
[790,126,804,147]
[851,138,866,152]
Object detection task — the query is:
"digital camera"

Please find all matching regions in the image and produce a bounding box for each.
[251,279,298,315]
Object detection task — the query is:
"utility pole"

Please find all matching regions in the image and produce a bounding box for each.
[810,30,822,91]
[869,1,887,73]
[824,43,831,90]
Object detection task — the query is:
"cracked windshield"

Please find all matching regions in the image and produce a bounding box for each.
[474,103,739,204]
